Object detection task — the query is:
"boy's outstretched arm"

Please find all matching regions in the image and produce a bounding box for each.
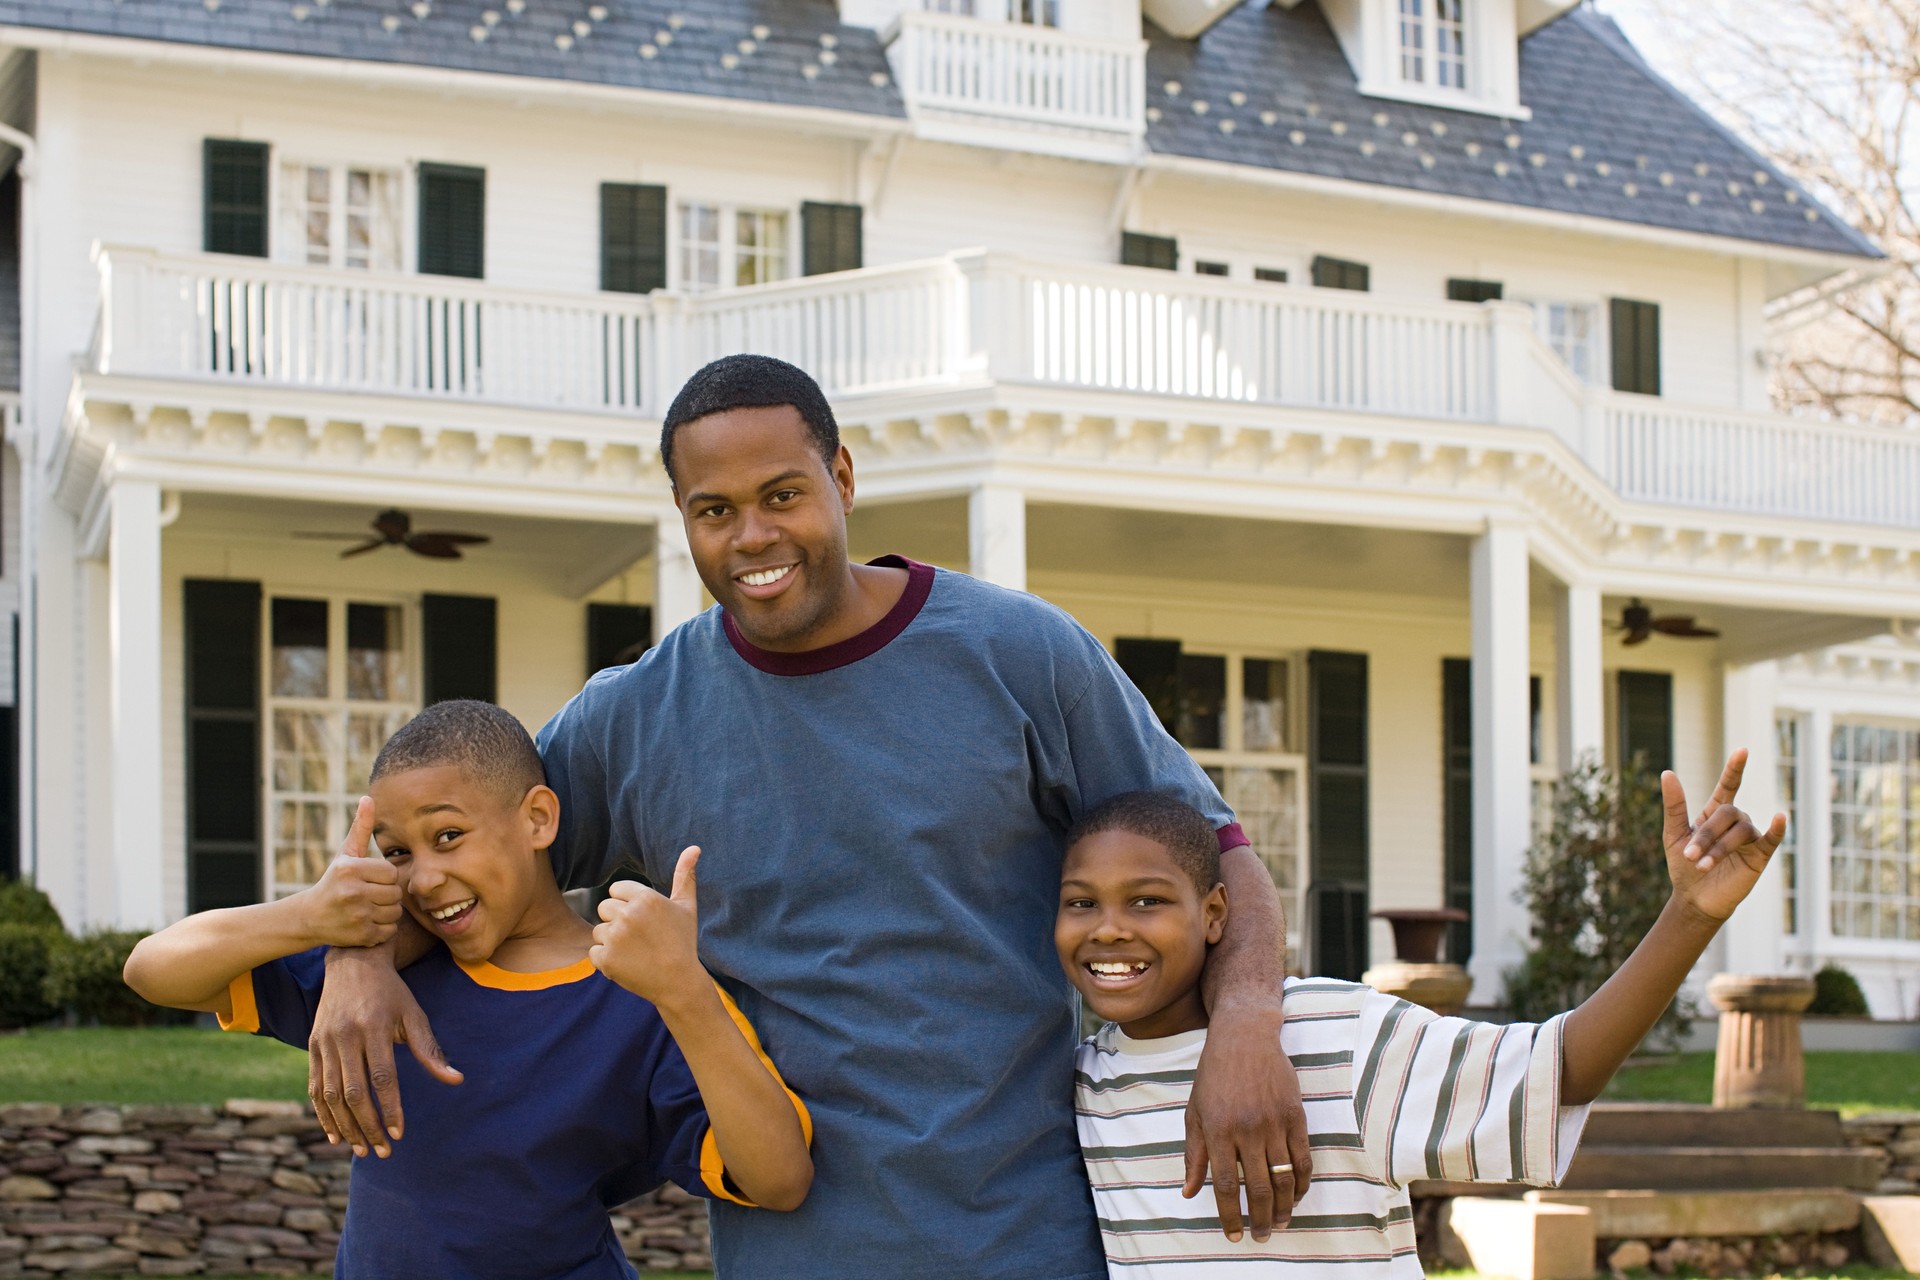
[591,847,814,1212]
[124,798,403,1015]
[1560,749,1786,1105]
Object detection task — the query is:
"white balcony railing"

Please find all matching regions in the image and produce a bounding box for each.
[88,245,1920,530]
[885,12,1145,141]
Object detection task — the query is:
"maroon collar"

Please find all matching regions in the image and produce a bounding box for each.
[721,556,935,677]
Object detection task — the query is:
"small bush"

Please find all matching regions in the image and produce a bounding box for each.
[0,924,64,1028]
[43,929,184,1027]
[0,880,63,930]
[1807,963,1869,1017]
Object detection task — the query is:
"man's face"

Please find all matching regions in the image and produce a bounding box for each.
[370,765,553,966]
[1056,829,1227,1039]
[671,404,857,652]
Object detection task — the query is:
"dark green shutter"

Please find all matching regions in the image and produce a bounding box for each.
[1441,658,1472,967]
[801,201,863,277]
[1609,298,1661,395]
[1447,278,1503,303]
[422,594,497,704]
[1617,670,1673,773]
[587,603,653,675]
[204,140,269,258]
[601,183,667,294]
[185,580,262,911]
[1120,232,1178,271]
[1115,638,1182,738]
[418,163,486,279]
[1311,256,1370,291]
[1308,651,1369,980]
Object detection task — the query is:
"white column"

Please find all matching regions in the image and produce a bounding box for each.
[968,484,1027,592]
[108,481,165,930]
[1805,708,1834,959]
[1468,520,1533,1000]
[652,514,705,642]
[1555,581,1605,770]
[1721,661,1785,974]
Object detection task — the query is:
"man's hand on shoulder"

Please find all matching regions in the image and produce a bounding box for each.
[1184,993,1311,1242]
[310,940,463,1158]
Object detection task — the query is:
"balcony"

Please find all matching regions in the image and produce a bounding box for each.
[883,11,1146,161]
[85,244,1920,532]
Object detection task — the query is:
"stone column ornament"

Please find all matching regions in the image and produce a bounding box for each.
[1362,908,1473,1015]
[1707,973,1817,1110]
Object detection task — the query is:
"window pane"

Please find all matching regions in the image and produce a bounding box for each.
[1243,658,1289,752]
[347,709,414,793]
[1829,718,1920,939]
[270,598,329,697]
[1398,0,1424,81]
[273,800,332,893]
[1175,654,1225,750]
[346,603,406,702]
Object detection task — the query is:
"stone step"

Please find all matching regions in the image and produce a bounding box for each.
[1582,1103,1845,1150]
[1561,1144,1884,1192]
[1526,1188,1861,1239]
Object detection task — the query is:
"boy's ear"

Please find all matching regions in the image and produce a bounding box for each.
[1203,881,1228,946]
[522,784,561,851]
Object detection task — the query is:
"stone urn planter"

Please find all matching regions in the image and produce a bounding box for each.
[1361,907,1473,1015]
[1706,973,1818,1110]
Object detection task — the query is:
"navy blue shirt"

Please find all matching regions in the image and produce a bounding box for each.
[229,947,725,1279]
[539,559,1235,1280]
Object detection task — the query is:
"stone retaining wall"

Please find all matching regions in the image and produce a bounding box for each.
[1843,1109,1920,1194]
[0,1102,712,1277]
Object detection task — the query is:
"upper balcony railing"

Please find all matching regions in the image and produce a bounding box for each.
[884,11,1145,154]
[88,245,1920,530]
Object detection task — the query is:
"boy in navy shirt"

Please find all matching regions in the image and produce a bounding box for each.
[124,700,812,1279]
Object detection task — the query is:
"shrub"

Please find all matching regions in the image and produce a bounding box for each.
[1506,754,1694,1049]
[1807,963,1869,1017]
[0,880,63,930]
[43,929,185,1027]
[0,923,64,1028]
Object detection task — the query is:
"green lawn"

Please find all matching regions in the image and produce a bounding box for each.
[0,1026,309,1105]
[1434,1270,1906,1280]
[1601,1049,1920,1117]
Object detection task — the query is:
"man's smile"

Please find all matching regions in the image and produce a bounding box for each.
[733,562,798,599]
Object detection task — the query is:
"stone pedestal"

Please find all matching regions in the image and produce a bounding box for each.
[1362,962,1476,1016]
[1707,974,1817,1110]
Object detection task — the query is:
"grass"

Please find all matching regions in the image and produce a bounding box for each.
[1433,1271,1906,1280]
[1601,1049,1920,1117]
[0,1025,310,1105]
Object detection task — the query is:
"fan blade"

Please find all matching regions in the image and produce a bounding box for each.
[1653,618,1720,639]
[371,509,411,542]
[292,531,374,541]
[339,539,388,559]
[416,531,490,546]
[405,535,467,559]
[1622,629,1652,645]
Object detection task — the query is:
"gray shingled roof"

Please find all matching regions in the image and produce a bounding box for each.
[1143,2,1878,258]
[0,0,1877,258]
[0,0,905,117]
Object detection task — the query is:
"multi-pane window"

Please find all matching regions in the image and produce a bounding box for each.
[1398,0,1467,91]
[1013,0,1059,25]
[1777,715,1801,935]
[279,164,399,271]
[1828,721,1920,941]
[1530,301,1601,384]
[265,597,416,897]
[676,203,790,292]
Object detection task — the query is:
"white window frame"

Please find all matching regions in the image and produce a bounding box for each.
[672,200,796,294]
[1522,298,1605,386]
[262,591,420,900]
[1825,716,1920,945]
[275,160,402,272]
[1397,0,1467,92]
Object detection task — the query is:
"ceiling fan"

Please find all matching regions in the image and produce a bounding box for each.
[294,509,491,560]
[1613,597,1719,646]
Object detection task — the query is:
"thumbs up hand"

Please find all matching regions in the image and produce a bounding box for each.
[300,796,404,948]
[590,846,707,1006]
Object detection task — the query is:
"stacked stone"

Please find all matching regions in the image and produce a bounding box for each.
[0,1102,713,1277]
[1843,1110,1920,1194]
[1602,1232,1853,1277]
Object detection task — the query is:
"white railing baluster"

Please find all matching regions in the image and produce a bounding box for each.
[884,12,1144,140]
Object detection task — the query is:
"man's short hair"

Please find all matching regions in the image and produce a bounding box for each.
[659,354,840,485]
[1066,791,1221,894]
[369,700,546,803]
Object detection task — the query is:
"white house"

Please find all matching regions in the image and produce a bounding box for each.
[0,0,1914,1014]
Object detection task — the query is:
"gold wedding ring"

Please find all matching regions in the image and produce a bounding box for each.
[1269,1163,1293,1175]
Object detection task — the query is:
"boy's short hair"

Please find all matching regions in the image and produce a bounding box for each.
[1067,791,1220,894]
[369,700,546,804]
[659,354,840,485]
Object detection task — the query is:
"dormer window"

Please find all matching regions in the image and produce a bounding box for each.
[1397,0,1467,91]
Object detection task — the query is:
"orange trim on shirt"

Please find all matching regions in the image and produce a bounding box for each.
[217,971,260,1034]
[698,982,814,1207]
[455,955,598,991]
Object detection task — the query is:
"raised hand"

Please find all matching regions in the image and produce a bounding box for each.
[591,847,706,1005]
[1663,749,1787,923]
[302,797,404,949]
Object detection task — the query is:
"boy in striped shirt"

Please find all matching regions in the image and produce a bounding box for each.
[1058,754,1782,1277]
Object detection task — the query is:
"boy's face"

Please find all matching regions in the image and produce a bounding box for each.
[369,765,560,966]
[1056,830,1227,1040]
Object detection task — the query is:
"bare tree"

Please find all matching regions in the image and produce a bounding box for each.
[1617,0,1918,426]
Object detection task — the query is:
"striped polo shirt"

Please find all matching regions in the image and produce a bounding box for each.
[1074,978,1590,1277]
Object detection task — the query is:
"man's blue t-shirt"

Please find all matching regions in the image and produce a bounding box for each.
[539,558,1236,1280]
[227,947,737,1279]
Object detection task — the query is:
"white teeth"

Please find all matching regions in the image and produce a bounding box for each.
[739,565,792,588]
[1089,961,1149,976]
[430,898,475,921]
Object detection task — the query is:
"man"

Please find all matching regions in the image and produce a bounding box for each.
[308,355,1308,1278]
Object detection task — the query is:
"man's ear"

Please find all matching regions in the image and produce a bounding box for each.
[522,784,561,851]
[1203,881,1228,946]
[832,444,856,514]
